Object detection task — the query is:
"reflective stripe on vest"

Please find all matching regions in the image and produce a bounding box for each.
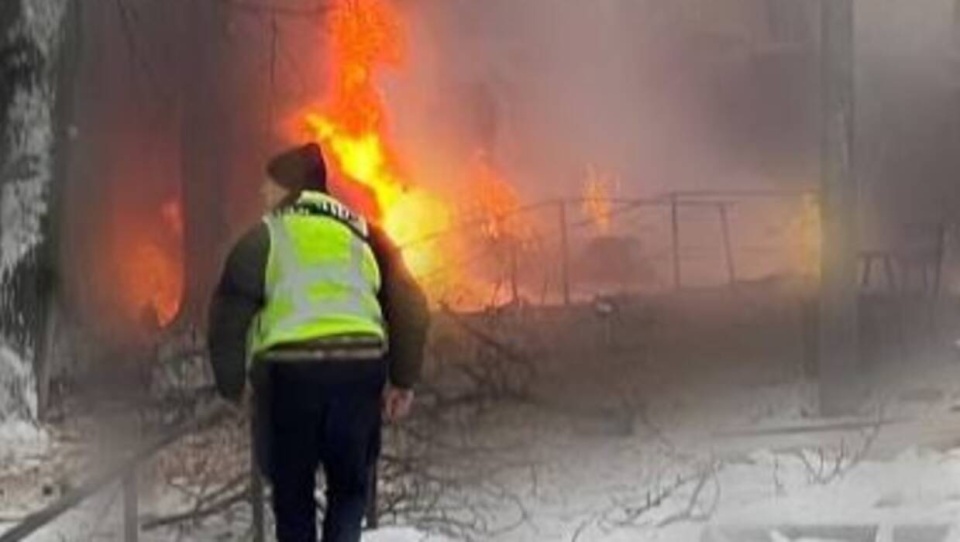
[251,192,386,357]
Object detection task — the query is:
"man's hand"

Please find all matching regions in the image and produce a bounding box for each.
[383,385,414,423]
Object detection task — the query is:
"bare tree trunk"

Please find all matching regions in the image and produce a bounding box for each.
[0,0,73,422]
[179,0,229,328]
[819,0,861,416]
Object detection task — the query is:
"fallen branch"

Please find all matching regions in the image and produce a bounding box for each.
[439,306,537,370]
[793,410,883,485]
[141,489,249,530]
[655,462,722,527]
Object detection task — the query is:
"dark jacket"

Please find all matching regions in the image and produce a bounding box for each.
[208,203,430,402]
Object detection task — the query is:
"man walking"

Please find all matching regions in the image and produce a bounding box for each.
[208,143,430,542]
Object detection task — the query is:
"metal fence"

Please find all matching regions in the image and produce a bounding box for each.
[400,189,817,307]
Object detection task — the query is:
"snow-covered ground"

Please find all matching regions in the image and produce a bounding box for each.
[5,352,960,541]
[0,419,48,463]
[5,399,960,541]
[6,430,960,541]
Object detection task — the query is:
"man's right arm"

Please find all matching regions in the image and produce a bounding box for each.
[369,227,431,390]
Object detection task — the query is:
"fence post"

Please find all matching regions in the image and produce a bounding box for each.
[509,239,520,304]
[819,0,860,415]
[122,470,138,542]
[558,200,571,305]
[670,193,681,290]
[719,203,737,287]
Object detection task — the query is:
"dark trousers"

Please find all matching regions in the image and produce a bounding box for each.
[253,359,385,542]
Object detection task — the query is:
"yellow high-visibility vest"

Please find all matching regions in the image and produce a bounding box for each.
[249,191,385,358]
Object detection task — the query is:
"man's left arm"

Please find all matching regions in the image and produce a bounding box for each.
[207,224,269,403]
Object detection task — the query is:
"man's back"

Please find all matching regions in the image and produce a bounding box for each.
[208,190,429,400]
[207,143,430,542]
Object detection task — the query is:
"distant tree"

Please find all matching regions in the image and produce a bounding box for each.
[765,0,815,46]
[179,0,232,327]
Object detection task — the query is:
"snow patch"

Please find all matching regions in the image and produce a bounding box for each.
[364,527,453,542]
[1,83,53,280]
[21,0,70,58]
[710,445,960,530]
[1,0,70,280]
[0,342,37,421]
[0,418,48,463]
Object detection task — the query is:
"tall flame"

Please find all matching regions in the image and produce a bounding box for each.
[304,0,406,219]
[304,0,450,276]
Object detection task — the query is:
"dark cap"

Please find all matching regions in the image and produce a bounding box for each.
[266,143,327,193]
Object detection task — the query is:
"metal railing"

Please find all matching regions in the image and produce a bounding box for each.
[1,397,385,542]
[0,404,239,542]
[398,189,815,298]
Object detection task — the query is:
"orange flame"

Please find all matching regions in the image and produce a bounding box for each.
[114,197,184,328]
[304,0,406,218]
[160,199,184,237]
[127,243,183,327]
[789,193,821,282]
[303,0,453,276]
[467,151,522,240]
[582,165,614,235]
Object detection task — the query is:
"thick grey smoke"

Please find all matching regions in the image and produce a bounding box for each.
[856,0,959,241]
[389,1,960,283]
[395,0,960,211]
[394,0,821,201]
[385,1,823,286]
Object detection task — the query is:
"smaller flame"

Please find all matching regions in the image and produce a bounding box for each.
[383,190,451,277]
[582,165,614,235]
[467,151,522,241]
[161,199,184,237]
[790,193,821,281]
[128,243,183,327]
[115,197,184,328]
